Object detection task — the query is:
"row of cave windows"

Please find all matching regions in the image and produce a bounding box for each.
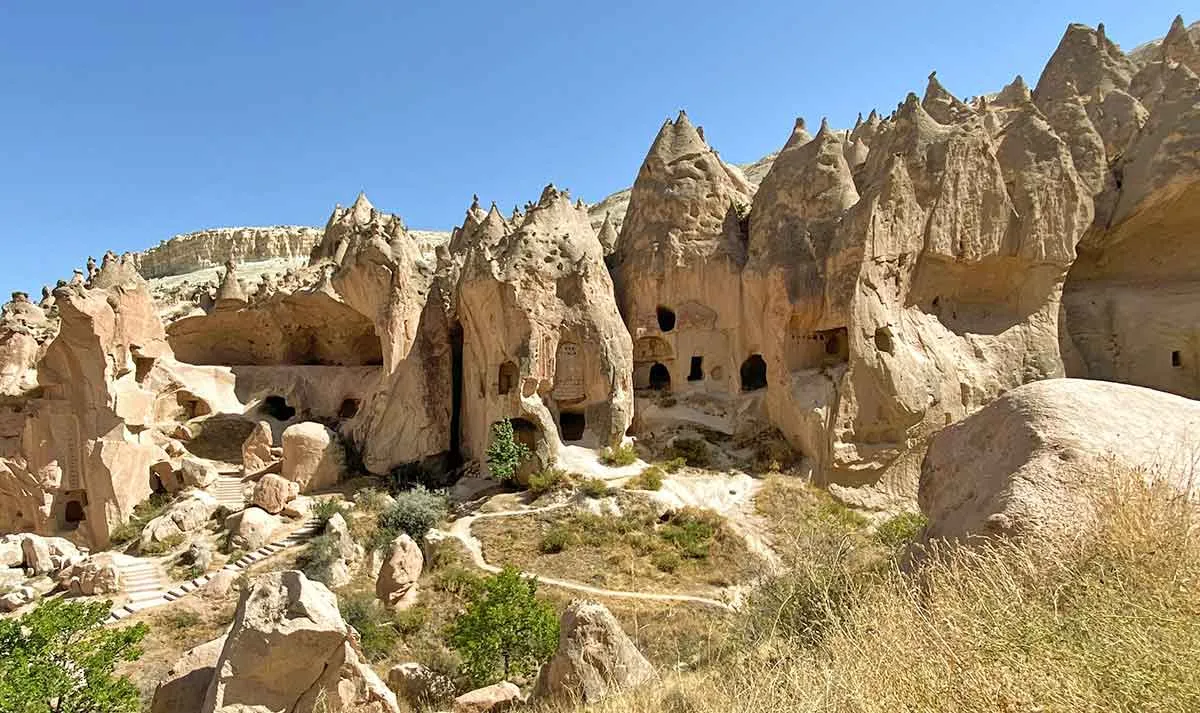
[260,395,361,421]
[645,354,768,392]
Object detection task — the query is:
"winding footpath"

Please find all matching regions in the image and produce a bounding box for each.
[444,503,736,612]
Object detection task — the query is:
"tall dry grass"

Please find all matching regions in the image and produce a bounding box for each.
[538,471,1200,712]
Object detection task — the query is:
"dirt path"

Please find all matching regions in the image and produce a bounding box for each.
[444,503,736,611]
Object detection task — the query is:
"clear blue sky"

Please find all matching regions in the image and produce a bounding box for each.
[0,1,1187,295]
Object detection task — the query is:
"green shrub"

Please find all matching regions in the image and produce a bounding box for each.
[109,492,173,546]
[661,457,687,473]
[312,498,350,530]
[669,437,711,467]
[659,507,722,559]
[875,511,928,548]
[579,477,610,499]
[352,486,392,513]
[651,550,682,573]
[0,598,148,713]
[433,565,482,597]
[486,420,530,483]
[528,467,571,496]
[539,527,571,554]
[626,466,665,491]
[139,533,185,556]
[340,594,399,662]
[598,443,638,467]
[449,566,559,686]
[374,485,448,549]
[297,533,339,585]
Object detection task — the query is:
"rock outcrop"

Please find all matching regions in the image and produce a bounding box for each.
[152,636,227,713]
[135,227,323,280]
[533,599,656,704]
[281,422,345,492]
[200,570,400,713]
[375,533,422,609]
[921,379,1200,541]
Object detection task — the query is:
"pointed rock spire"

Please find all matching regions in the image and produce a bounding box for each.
[596,211,619,255]
[350,191,374,224]
[1161,15,1200,73]
[996,75,1032,107]
[214,260,247,310]
[782,117,813,151]
[923,70,974,124]
[1034,22,1136,106]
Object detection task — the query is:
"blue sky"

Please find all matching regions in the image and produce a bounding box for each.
[0,1,1187,294]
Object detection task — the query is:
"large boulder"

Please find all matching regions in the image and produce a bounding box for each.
[151,635,227,713]
[241,420,274,474]
[181,457,218,489]
[532,599,656,704]
[251,473,299,515]
[58,552,122,596]
[452,681,521,713]
[0,536,23,568]
[140,492,218,550]
[20,535,54,576]
[375,533,422,609]
[200,570,400,713]
[920,379,1200,541]
[322,513,362,588]
[386,662,455,710]
[281,422,344,492]
[224,507,280,551]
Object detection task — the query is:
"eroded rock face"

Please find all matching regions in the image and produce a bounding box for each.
[375,533,422,609]
[920,379,1200,541]
[533,599,656,704]
[136,226,323,280]
[224,507,279,551]
[201,570,400,713]
[281,422,344,492]
[455,186,633,473]
[153,636,227,713]
[251,473,299,515]
[241,420,274,474]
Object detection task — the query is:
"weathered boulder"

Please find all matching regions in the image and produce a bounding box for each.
[452,681,521,713]
[251,473,299,515]
[140,492,218,550]
[151,635,227,713]
[241,420,274,474]
[224,507,280,551]
[323,513,362,588]
[386,662,455,709]
[58,552,122,596]
[375,533,422,609]
[0,585,37,613]
[181,457,218,489]
[533,599,655,704]
[920,379,1200,541]
[200,570,400,713]
[0,536,25,568]
[281,422,344,492]
[283,494,313,519]
[20,535,54,575]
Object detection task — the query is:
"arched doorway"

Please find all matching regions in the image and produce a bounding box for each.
[740,355,767,392]
[649,363,671,391]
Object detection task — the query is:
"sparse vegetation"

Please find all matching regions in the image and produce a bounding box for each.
[486,420,530,483]
[625,465,664,491]
[311,498,350,530]
[659,508,721,559]
[449,566,559,686]
[352,486,392,513]
[108,492,173,547]
[528,467,572,496]
[874,511,927,548]
[137,532,185,556]
[578,477,610,498]
[0,599,148,713]
[538,526,571,554]
[296,532,339,585]
[372,485,448,551]
[660,457,687,473]
[339,593,403,662]
[599,443,638,467]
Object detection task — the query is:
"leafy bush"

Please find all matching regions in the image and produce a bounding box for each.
[296,533,339,585]
[539,527,571,554]
[433,566,482,597]
[874,511,927,548]
[0,598,148,713]
[661,457,687,473]
[626,466,664,491]
[528,467,571,496]
[651,550,682,573]
[579,477,610,499]
[138,533,185,556]
[374,485,448,550]
[668,438,711,467]
[598,443,638,467]
[339,593,399,662]
[311,498,350,530]
[486,420,530,483]
[352,486,392,513]
[659,507,722,559]
[449,566,559,686]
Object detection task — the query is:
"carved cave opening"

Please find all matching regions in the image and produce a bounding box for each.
[688,356,704,381]
[134,356,155,384]
[1173,350,1183,368]
[559,411,586,442]
[649,363,671,391]
[875,327,894,354]
[656,306,677,333]
[497,361,519,395]
[262,395,296,421]
[786,322,849,371]
[740,354,767,392]
[338,398,360,419]
[64,500,86,528]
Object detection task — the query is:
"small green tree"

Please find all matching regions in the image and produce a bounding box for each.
[485,420,530,483]
[449,566,559,685]
[0,598,148,713]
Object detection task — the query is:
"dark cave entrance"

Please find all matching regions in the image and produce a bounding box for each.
[740,354,767,392]
[656,306,677,332]
[559,411,586,442]
[649,363,671,391]
[262,395,296,421]
[687,356,704,381]
[338,398,361,419]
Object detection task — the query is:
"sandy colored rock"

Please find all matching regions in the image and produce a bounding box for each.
[281,422,344,492]
[20,535,53,575]
[181,457,218,489]
[386,662,455,709]
[151,635,227,713]
[533,599,656,704]
[201,570,400,713]
[241,420,274,474]
[452,681,521,713]
[375,533,422,609]
[920,379,1200,541]
[224,507,280,551]
[58,552,122,595]
[283,494,313,519]
[141,492,218,549]
[323,513,362,588]
[251,473,299,515]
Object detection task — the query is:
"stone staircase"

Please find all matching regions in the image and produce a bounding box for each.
[110,555,169,617]
[213,476,248,511]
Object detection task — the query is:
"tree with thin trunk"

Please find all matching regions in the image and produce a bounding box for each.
[449,566,559,686]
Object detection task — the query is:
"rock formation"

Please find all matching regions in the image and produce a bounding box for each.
[533,599,656,704]
[920,379,1200,541]
[135,226,324,280]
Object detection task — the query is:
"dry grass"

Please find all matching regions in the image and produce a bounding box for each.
[472,497,757,596]
[539,471,1200,713]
